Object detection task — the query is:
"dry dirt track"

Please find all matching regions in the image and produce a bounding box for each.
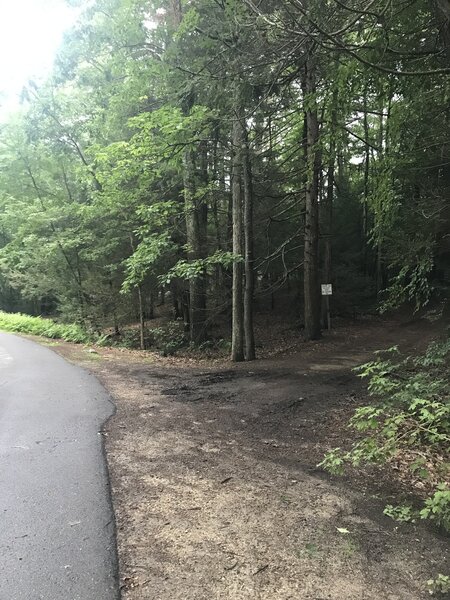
[54,318,450,600]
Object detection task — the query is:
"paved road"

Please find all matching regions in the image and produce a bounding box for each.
[0,333,120,600]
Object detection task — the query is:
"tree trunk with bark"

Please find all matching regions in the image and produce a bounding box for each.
[362,87,370,273]
[231,83,245,362]
[137,285,145,350]
[323,93,337,283]
[171,0,207,343]
[303,56,322,341]
[243,129,256,361]
[129,233,146,350]
[183,147,208,344]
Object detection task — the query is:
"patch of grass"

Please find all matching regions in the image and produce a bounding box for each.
[303,542,320,558]
[0,311,93,344]
[341,538,359,557]
[280,495,292,505]
[83,349,102,361]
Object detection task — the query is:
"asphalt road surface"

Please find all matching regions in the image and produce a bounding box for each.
[0,333,120,600]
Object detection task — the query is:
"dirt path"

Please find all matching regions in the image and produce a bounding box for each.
[54,319,449,599]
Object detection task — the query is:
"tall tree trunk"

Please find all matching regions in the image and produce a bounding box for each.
[231,83,245,362]
[137,285,145,350]
[376,106,384,294]
[211,126,227,308]
[362,86,370,273]
[129,234,145,349]
[109,279,120,335]
[212,124,223,250]
[183,147,208,344]
[169,0,182,27]
[148,290,155,320]
[113,311,120,336]
[322,131,335,328]
[243,128,256,361]
[303,56,322,341]
[181,289,190,332]
[173,0,207,343]
[322,88,337,289]
[171,280,182,319]
[375,88,392,294]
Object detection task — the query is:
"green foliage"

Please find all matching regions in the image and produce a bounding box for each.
[0,0,448,346]
[420,484,450,531]
[427,574,450,596]
[380,244,435,313]
[383,504,416,523]
[122,233,175,291]
[110,327,146,350]
[319,448,346,476]
[320,337,450,531]
[150,321,187,356]
[161,251,240,284]
[0,311,93,344]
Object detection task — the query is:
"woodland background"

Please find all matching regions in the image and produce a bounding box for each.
[0,0,449,360]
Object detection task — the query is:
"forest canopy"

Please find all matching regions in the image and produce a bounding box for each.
[0,0,448,360]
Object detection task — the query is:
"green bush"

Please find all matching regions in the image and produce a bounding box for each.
[320,336,450,591]
[427,574,450,596]
[320,337,450,531]
[0,311,93,344]
[150,320,187,355]
[110,327,144,349]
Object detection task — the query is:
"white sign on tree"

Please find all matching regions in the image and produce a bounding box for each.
[321,284,332,331]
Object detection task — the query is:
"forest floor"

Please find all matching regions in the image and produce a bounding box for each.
[49,315,450,600]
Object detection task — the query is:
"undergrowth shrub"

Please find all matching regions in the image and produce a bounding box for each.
[111,327,145,349]
[321,338,450,522]
[0,311,93,344]
[150,320,187,355]
[320,336,450,593]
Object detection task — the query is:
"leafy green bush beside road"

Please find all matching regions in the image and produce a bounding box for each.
[321,338,450,525]
[0,311,93,344]
[321,337,450,593]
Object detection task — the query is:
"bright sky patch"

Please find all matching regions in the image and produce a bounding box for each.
[0,0,77,110]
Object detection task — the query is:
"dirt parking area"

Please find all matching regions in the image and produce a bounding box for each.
[54,318,449,600]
